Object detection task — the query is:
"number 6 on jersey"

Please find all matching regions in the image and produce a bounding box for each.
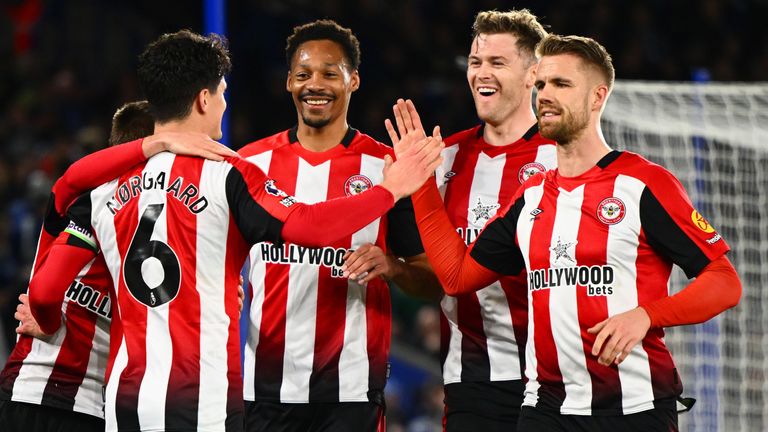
[123,203,181,307]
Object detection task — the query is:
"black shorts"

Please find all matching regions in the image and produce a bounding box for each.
[244,400,384,432]
[517,398,678,432]
[443,380,525,432]
[0,399,105,432]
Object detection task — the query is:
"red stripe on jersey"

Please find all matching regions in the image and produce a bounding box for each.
[164,157,202,428]
[575,178,622,411]
[41,259,106,408]
[308,153,358,401]
[528,187,566,407]
[366,266,391,394]
[501,275,528,373]
[0,336,33,395]
[635,229,680,400]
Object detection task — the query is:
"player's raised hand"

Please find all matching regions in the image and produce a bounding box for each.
[380,136,443,200]
[238,275,245,318]
[15,294,49,339]
[587,307,651,366]
[385,99,441,159]
[142,131,238,161]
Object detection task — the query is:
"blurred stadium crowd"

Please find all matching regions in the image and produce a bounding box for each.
[1,0,765,430]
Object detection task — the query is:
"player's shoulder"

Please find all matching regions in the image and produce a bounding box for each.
[609,150,680,187]
[444,125,483,147]
[347,129,395,158]
[237,130,291,158]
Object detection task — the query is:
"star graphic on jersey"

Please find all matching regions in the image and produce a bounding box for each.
[550,237,577,263]
[470,197,501,224]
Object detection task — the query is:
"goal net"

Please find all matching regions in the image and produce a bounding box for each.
[602,81,768,432]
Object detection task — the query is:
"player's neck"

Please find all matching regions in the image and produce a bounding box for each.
[296,118,350,153]
[154,120,208,137]
[482,107,537,146]
[556,124,612,178]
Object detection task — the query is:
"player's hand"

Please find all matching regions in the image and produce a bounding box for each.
[380,136,443,200]
[142,131,237,161]
[588,307,651,366]
[238,275,245,318]
[342,243,398,284]
[15,294,49,339]
[385,99,441,159]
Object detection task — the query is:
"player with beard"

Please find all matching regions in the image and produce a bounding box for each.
[344,10,552,431]
[237,20,441,432]
[394,34,741,431]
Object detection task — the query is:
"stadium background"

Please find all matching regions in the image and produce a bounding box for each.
[1,1,766,431]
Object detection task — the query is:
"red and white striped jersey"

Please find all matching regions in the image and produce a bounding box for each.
[470,150,730,415]
[0,203,112,419]
[434,124,556,385]
[65,153,299,432]
[239,127,424,403]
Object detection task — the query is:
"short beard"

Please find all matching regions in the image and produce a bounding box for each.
[301,114,331,129]
[539,105,589,145]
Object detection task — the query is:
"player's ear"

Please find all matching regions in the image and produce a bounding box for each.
[196,88,210,114]
[349,69,360,92]
[286,70,292,93]
[525,59,538,89]
[592,84,609,112]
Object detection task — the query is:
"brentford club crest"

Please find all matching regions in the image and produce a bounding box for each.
[597,197,626,225]
[518,162,546,184]
[344,175,373,196]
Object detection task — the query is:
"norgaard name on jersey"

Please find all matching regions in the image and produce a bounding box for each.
[65,279,112,319]
[528,265,615,296]
[106,171,209,215]
[258,243,351,278]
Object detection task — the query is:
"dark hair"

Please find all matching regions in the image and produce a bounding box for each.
[109,100,154,146]
[137,30,231,123]
[536,34,615,89]
[472,10,548,63]
[285,20,361,70]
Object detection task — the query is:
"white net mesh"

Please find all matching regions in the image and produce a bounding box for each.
[602,81,768,432]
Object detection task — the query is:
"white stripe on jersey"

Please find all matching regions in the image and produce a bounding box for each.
[196,160,232,428]
[280,158,330,402]
[105,336,129,432]
[517,183,546,406]
[337,154,383,401]
[136,154,175,430]
[471,153,521,381]
[244,254,266,401]
[246,150,273,174]
[441,296,462,383]
[435,144,461,192]
[549,185,593,414]
[12,304,68,404]
[609,175,655,413]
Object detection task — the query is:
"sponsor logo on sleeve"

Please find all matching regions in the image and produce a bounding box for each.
[344,175,373,196]
[597,197,626,225]
[264,179,288,197]
[691,210,716,233]
[518,162,546,184]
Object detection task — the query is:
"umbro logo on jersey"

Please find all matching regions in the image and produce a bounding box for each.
[470,197,500,224]
[345,175,373,196]
[443,171,456,181]
[597,197,626,225]
[518,162,546,184]
[530,208,543,221]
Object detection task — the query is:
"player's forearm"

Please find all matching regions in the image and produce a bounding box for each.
[53,138,146,214]
[641,254,741,327]
[281,185,395,248]
[388,257,443,301]
[412,179,498,295]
